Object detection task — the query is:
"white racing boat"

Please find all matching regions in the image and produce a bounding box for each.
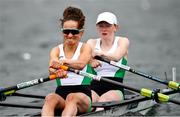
[81,89,178,116]
[0,88,177,116]
[0,58,179,116]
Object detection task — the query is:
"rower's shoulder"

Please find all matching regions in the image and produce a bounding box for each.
[81,42,91,51]
[82,42,90,48]
[86,38,97,47]
[117,36,129,41]
[117,36,129,44]
[51,45,60,52]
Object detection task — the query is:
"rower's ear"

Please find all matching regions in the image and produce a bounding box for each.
[78,31,84,37]
[114,24,119,32]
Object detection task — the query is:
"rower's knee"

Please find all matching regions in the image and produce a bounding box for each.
[44,93,59,106]
[99,90,123,102]
[66,93,87,106]
[91,90,99,103]
[66,93,77,102]
[42,93,60,116]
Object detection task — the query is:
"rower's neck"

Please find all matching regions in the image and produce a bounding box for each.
[100,36,115,52]
[63,43,78,59]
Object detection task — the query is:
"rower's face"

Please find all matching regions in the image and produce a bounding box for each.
[62,20,83,46]
[96,21,117,39]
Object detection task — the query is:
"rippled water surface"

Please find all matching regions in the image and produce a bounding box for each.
[0,0,180,116]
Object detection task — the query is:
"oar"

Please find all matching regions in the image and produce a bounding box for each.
[0,74,57,101]
[94,55,180,91]
[0,102,42,109]
[92,89,178,108]
[57,65,180,105]
[12,92,45,99]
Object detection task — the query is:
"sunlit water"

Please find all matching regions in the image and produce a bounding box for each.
[0,0,180,116]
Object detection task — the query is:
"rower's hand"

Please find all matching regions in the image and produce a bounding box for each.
[49,68,67,78]
[93,50,103,58]
[55,69,67,78]
[50,60,65,69]
[49,61,67,78]
[90,59,102,68]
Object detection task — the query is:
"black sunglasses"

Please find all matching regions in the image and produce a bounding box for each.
[61,28,84,35]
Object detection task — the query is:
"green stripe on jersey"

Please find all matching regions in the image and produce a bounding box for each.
[114,57,127,78]
[82,64,95,85]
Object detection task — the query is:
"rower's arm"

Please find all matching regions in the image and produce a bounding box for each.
[63,43,92,70]
[49,46,60,66]
[49,46,62,75]
[103,37,129,61]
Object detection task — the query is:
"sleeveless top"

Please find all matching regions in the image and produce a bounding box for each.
[94,36,127,79]
[55,42,92,86]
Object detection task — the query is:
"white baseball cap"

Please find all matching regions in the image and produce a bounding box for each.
[96,12,118,25]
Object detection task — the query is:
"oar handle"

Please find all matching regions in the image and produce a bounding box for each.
[59,65,101,81]
[94,55,111,64]
[49,74,57,80]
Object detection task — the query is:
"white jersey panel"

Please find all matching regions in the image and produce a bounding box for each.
[94,37,122,77]
[58,42,86,85]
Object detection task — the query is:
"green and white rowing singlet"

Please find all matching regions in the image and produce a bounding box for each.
[94,37,127,78]
[56,42,92,86]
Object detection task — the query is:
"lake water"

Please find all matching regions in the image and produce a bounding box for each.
[0,0,180,116]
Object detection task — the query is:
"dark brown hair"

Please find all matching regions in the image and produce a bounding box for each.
[60,6,85,29]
